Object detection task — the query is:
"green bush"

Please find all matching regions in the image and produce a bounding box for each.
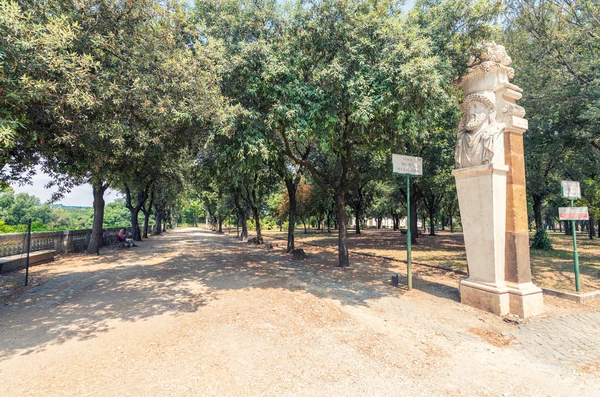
[531,228,553,251]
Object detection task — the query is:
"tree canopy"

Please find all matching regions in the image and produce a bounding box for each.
[2,0,596,264]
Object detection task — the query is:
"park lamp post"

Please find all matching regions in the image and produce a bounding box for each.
[392,154,423,290]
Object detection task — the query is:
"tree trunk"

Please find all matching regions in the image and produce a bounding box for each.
[252,206,262,243]
[533,194,543,231]
[87,182,107,254]
[125,187,148,241]
[233,194,248,241]
[130,208,141,241]
[335,194,349,267]
[143,212,150,239]
[377,218,382,229]
[286,180,297,252]
[218,217,223,233]
[564,221,572,236]
[355,210,361,235]
[429,210,436,236]
[240,211,248,240]
[588,215,595,239]
[155,209,162,235]
[450,214,454,232]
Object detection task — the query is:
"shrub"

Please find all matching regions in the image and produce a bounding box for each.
[531,228,553,251]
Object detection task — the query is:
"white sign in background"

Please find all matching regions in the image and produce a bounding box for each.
[559,207,589,221]
[392,154,423,176]
[561,180,581,199]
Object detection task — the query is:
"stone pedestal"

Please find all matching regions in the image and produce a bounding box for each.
[460,280,509,316]
[453,163,510,316]
[507,282,544,318]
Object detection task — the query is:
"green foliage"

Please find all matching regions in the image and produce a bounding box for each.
[103,199,133,229]
[531,228,553,251]
[505,1,600,230]
[0,186,131,233]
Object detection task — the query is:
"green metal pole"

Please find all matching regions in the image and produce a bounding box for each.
[24,219,32,286]
[406,175,412,290]
[570,199,581,292]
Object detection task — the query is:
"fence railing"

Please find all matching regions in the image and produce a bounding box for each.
[0,226,150,258]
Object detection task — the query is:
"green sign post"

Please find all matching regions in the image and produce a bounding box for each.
[393,154,423,290]
[570,198,580,292]
[559,181,588,292]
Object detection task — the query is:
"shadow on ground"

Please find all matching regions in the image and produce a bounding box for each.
[0,228,459,361]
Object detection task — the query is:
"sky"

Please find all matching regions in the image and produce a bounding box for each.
[10,166,120,207]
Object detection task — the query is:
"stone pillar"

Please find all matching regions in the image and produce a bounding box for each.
[453,42,543,318]
[501,88,544,318]
[55,231,66,254]
[65,231,74,253]
[454,163,510,315]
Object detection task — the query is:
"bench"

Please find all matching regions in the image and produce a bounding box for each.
[0,250,55,274]
[106,234,127,249]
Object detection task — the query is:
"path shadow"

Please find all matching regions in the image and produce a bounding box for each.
[0,228,460,361]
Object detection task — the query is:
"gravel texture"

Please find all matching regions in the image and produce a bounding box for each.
[0,228,598,396]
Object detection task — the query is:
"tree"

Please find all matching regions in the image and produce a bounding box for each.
[506,0,600,153]
[271,0,453,266]
[418,126,455,236]
[0,188,54,225]
[195,0,283,243]
[441,189,459,232]
[0,0,94,184]
[346,151,387,235]
[1,0,225,253]
[295,183,316,234]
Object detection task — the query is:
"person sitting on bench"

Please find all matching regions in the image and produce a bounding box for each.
[118,229,137,247]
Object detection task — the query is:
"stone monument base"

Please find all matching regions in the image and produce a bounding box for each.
[507,282,544,318]
[459,279,510,316]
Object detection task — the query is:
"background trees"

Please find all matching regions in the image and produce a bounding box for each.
[1,0,224,251]
[505,0,600,242]
[4,0,595,266]
[270,0,459,266]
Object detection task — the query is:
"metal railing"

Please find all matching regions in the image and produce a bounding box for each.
[0,226,153,258]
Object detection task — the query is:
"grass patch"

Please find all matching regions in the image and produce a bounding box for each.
[262,228,600,293]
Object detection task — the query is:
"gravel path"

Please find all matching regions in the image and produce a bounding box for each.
[0,228,598,396]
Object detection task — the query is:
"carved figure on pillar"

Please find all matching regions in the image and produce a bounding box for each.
[454,94,501,168]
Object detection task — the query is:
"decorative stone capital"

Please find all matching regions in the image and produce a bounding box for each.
[455,42,528,169]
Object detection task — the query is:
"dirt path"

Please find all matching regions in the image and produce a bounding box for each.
[0,228,598,396]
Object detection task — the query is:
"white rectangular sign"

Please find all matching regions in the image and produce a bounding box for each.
[561,181,581,199]
[559,207,589,221]
[392,154,423,176]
